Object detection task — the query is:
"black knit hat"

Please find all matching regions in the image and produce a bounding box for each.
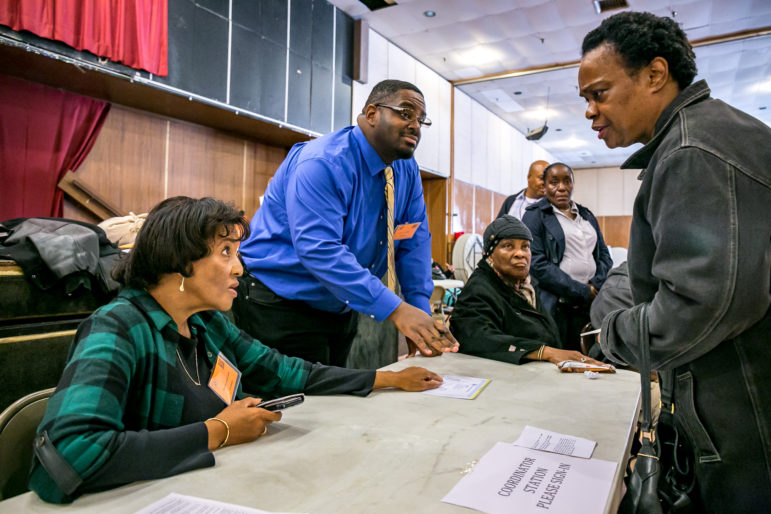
[483,215,533,256]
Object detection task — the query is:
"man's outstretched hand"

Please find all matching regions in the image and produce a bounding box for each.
[388,302,459,357]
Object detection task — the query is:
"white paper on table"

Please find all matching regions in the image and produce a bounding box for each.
[513,425,597,459]
[421,375,490,399]
[442,443,616,514]
[133,493,306,514]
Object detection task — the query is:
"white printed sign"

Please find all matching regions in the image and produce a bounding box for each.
[442,443,617,514]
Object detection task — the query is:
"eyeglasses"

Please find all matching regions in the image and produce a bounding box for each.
[375,104,432,127]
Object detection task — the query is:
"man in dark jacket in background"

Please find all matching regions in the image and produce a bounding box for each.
[580,11,771,510]
[496,160,548,220]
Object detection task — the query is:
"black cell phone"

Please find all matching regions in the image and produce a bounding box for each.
[254,393,305,411]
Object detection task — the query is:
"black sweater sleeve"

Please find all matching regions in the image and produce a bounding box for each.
[74,423,213,495]
[304,364,376,396]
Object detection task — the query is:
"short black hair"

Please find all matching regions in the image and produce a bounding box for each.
[582,11,697,90]
[363,79,423,112]
[542,162,574,181]
[113,196,249,290]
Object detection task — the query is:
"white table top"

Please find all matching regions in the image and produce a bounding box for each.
[1,353,640,513]
[432,279,464,289]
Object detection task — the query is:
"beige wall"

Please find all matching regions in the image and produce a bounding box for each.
[570,165,642,248]
[573,166,642,217]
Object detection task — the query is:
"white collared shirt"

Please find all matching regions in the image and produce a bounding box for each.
[552,201,597,284]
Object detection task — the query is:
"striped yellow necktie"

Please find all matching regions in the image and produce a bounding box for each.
[384,165,396,292]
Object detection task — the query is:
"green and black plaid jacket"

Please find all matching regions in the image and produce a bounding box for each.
[29,288,373,503]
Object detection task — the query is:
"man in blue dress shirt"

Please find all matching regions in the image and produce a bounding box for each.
[233,80,458,366]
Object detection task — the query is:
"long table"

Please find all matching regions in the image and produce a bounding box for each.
[0,353,640,513]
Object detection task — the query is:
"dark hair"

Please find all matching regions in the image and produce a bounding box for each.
[113,196,250,289]
[581,11,697,90]
[542,162,574,181]
[363,79,424,112]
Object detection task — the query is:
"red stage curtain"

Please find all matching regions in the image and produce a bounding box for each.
[0,74,110,219]
[0,0,167,76]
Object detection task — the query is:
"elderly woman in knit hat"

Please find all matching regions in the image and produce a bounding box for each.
[450,215,602,367]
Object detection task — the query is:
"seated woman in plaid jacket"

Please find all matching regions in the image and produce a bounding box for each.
[29,196,442,504]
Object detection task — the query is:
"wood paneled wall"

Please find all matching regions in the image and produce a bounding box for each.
[451,179,503,236]
[452,180,475,236]
[421,176,448,264]
[474,188,493,238]
[596,216,632,248]
[62,107,622,272]
[449,181,632,256]
[448,179,507,261]
[63,105,288,222]
[492,192,507,218]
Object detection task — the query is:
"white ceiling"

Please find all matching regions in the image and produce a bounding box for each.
[328,0,771,167]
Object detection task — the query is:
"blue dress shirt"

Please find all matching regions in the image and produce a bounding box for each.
[240,125,432,321]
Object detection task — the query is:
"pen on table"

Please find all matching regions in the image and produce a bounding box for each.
[437,303,448,335]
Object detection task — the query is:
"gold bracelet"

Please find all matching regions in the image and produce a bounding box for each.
[537,345,545,361]
[207,417,230,449]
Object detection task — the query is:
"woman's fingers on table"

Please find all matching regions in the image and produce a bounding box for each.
[545,348,603,367]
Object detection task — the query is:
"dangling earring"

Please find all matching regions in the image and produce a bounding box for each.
[179,276,185,292]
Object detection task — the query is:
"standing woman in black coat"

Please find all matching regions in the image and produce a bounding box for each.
[451,216,602,367]
[522,163,613,351]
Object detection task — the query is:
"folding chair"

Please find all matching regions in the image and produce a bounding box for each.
[0,387,55,500]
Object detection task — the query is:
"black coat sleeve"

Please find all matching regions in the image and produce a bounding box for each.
[590,262,632,328]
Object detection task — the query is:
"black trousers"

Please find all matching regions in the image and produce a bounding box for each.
[554,302,590,352]
[231,273,358,367]
[672,307,771,512]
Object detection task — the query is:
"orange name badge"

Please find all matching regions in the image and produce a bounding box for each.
[208,352,242,405]
[393,222,420,240]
